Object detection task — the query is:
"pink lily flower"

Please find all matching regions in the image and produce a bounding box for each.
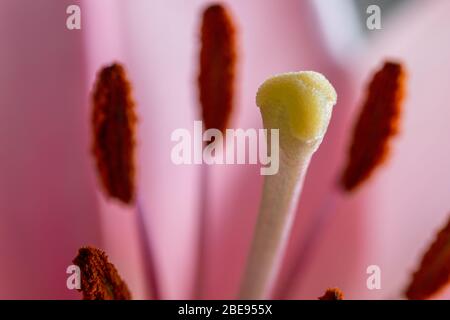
[1,0,450,300]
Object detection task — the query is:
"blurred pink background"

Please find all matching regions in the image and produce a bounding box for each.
[0,0,450,299]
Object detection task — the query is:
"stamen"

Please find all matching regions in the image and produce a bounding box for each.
[198,3,237,133]
[73,246,132,300]
[405,215,450,300]
[341,61,406,191]
[318,288,344,300]
[195,3,237,299]
[91,63,137,204]
[91,64,160,298]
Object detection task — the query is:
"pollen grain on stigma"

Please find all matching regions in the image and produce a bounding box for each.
[91,63,137,204]
[73,246,132,300]
[341,61,406,192]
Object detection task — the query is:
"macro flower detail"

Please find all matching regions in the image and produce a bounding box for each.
[341,61,406,191]
[405,216,450,300]
[91,63,137,204]
[3,0,450,302]
[73,246,131,300]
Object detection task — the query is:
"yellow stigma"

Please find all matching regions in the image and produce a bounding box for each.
[256,71,337,143]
